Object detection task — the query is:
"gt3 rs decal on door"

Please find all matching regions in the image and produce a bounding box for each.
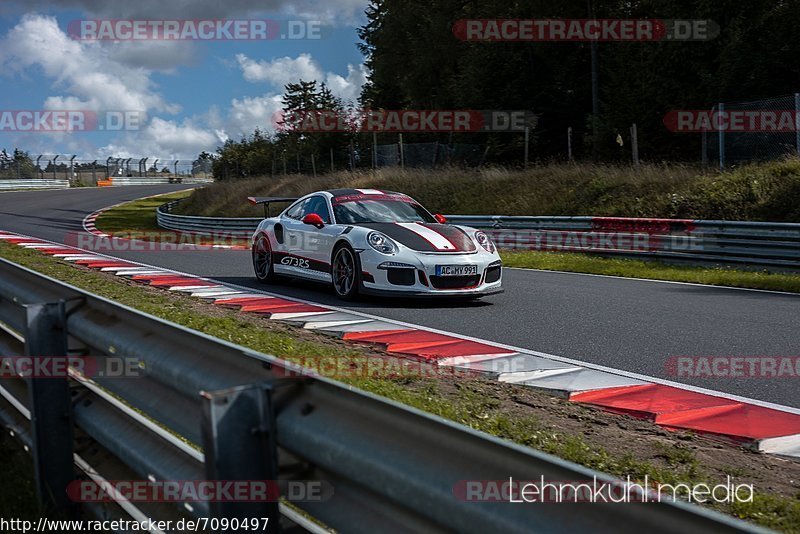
[272,252,331,278]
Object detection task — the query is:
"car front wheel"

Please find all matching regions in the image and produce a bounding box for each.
[331,244,360,300]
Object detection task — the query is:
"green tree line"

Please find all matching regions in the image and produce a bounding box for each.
[210,0,800,177]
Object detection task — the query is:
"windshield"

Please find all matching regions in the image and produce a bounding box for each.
[333,200,436,224]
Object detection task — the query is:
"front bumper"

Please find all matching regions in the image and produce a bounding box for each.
[358,250,503,297]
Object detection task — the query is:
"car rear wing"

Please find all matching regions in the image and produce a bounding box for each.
[247,196,298,217]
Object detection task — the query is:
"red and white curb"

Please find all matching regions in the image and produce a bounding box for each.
[2,229,800,459]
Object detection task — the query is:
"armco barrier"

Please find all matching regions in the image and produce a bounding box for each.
[103,176,214,186]
[0,179,70,190]
[0,257,756,533]
[157,200,800,270]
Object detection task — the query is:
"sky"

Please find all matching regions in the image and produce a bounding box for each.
[0,0,370,161]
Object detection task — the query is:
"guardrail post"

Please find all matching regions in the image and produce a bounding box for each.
[201,384,279,532]
[24,300,76,516]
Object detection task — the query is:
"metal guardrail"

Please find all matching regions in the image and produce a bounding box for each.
[157,200,261,236]
[156,200,800,271]
[0,179,71,190]
[0,258,756,533]
[108,177,214,186]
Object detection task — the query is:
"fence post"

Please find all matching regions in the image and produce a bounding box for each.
[718,103,725,171]
[201,384,279,530]
[330,147,335,173]
[24,301,76,516]
[36,155,43,178]
[372,132,378,169]
[399,133,405,168]
[567,127,573,161]
[349,139,355,171]
[69,155,76,182]
[701,129,708,168]
[795,93,800,155]
[524,127,530,168]
[311,153,317,178]
[630,124,639,167]
[52,155,59,180]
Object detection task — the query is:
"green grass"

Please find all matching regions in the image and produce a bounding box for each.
[0,240,798,531]
[501,250,800,293]
[174,158,800,222]
[94,190,193,234]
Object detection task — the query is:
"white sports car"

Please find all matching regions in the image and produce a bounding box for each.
[249,189,503,300]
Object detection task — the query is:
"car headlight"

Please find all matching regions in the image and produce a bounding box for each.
[475,231,495,253]
[367,231,398,255]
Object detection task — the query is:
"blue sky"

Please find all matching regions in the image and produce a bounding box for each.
[0,0,369,161]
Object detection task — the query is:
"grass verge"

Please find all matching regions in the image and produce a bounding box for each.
[173,158,800,222]
[0,240,798,530]
[94,190,193,234]
[502,250,800,293]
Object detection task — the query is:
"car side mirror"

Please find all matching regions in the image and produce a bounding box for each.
[434,214,447,224]
[302,213,325,228]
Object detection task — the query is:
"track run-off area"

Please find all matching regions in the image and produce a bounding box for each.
[1,185,799,409]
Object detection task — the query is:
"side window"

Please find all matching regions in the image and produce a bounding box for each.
[284,199,307,220]
[301,196,331,223]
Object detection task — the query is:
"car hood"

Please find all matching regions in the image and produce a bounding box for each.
[357,222,478,253]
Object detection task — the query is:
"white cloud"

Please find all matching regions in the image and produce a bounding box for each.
[0,14,178,114]
[107,40,198,72]
[236,53,366,103]
[323,63,368,103]
[223,93,284,140]
[98,117,218,159]
[237,53,321,87]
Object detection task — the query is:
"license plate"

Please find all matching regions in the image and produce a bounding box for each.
[435,265,478,277]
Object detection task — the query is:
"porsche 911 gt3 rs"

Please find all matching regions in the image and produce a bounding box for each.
[249,189,503,300]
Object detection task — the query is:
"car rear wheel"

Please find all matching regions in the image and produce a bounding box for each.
[332,244,360,301]
[253,234,278,283]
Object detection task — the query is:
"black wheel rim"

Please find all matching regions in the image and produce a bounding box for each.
[333,248,355,295]
[253,237,271,279]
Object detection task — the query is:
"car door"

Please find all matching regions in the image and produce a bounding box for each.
[294,195,337,282]
[273,198,308,276]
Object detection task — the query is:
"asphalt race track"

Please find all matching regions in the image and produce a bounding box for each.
[1,186,799,408]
